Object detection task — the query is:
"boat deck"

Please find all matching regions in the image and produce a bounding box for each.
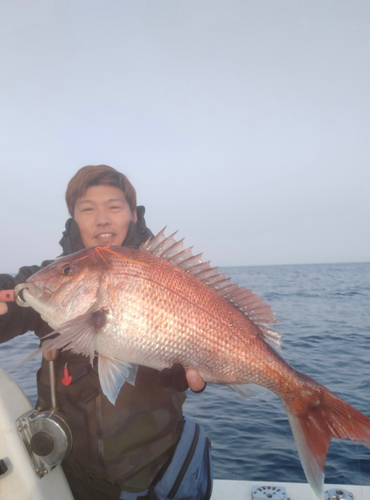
[211,479,370,500]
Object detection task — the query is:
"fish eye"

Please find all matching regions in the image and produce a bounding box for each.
[62,265,73,276]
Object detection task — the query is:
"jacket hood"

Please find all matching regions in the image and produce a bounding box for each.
[59,205,153,255]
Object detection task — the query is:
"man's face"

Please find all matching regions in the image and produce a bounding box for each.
[74,185,137,248]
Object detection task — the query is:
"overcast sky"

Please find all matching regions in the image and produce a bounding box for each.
[1,0,369,273]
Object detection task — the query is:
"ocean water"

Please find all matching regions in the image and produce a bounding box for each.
[0,262,369,486]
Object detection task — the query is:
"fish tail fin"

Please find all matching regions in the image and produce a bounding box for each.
[283,374,370,500]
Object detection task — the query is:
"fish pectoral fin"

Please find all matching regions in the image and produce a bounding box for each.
[98,355,138,405]
[40,310,108,363]
[227,383,268,399]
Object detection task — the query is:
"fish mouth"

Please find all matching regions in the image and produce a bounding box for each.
[24,282,52,301]
[15,283,51,308]
[14,283,31,307]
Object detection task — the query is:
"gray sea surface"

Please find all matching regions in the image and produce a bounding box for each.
[0,262,369,486]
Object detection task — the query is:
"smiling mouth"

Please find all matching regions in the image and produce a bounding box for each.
[95,233,116,239]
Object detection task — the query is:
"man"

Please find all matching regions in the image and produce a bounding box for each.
[0,165,212,500]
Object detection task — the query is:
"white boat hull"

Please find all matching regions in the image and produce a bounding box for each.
[0,366,74,500]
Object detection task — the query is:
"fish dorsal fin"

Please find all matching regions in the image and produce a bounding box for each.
[140,229,281,349]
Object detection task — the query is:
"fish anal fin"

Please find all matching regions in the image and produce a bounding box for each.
[98,355,138,405]
[228,383,268,399]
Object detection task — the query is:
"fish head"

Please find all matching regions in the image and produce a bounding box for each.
[24,247,109,329]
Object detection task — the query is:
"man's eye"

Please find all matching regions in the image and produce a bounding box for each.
[82,207,93,212]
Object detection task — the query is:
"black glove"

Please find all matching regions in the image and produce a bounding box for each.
[157,364,207,393]
[157,364,189,392]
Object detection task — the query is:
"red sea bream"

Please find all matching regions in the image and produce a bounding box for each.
[22,229,370,499]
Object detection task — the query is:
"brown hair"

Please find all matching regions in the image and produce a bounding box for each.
[66,165,137,216]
